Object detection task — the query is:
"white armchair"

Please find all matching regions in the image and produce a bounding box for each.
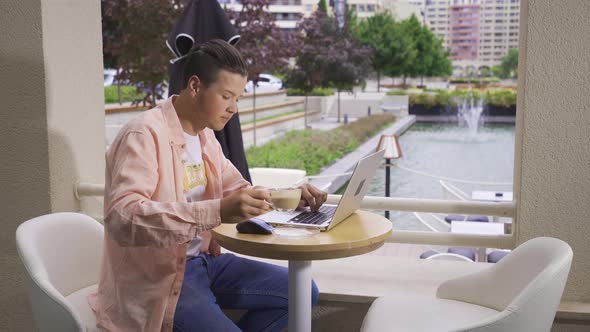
[16,212,102,332]
[361,237,573,332]
[249,167,307,188]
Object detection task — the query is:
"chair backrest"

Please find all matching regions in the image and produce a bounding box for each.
[437,237,573,332]
[426,253,474,262]
[249,167,307,188]
[16,212,104,331]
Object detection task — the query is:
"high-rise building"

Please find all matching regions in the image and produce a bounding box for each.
[449,1,480,63]
[219,0,305,30]
[408,0,520,74]
[221,0,421,30]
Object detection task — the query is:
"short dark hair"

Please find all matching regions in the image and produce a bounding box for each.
[182,39,248,89]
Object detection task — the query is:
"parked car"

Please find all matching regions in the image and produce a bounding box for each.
[104,69,168,99]
[103,69,117,87]
[244,73,283,93]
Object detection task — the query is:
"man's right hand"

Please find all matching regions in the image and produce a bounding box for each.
[220,188,272,223]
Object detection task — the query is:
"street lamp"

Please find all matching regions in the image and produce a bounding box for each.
[376,134,403,219]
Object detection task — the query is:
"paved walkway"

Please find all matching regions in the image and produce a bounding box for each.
[307,116,360,131]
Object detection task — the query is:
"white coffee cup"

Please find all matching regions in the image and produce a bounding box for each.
[269,187,302,212]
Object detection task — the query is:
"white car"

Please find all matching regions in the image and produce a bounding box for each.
[244,73,283,93]
[104,69,117,87]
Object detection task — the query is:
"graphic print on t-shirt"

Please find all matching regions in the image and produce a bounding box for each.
[182,133,207,202]
[183,162,207,193]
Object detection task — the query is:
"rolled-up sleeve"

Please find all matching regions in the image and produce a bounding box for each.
[105,131,221,247]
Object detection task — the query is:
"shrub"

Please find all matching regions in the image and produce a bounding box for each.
[449,77,501,84]
[409,93,437,108]
[452,89,483,102]
[287,87,335,96]
[408,89,516,109]
[104,85,145,104]
[484,88,517,107]
[386,90,408,96]
[246,114,395,175]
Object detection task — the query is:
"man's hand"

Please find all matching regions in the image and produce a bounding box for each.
[298,184,328,212]
[220,187,272,223]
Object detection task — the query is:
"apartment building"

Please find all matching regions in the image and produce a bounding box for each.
[478,0,520,67]
[409,0,520,74]
[221,0,420,30]
[219,0,304,30]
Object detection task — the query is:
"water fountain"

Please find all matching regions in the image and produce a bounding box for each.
[457,66,484,138]
[457,92,485,137]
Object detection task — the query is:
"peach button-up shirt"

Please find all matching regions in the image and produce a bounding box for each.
[89,97,250,331]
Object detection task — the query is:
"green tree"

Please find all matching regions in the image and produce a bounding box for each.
[500,48,518,79]
[400,14,451,86]
[288,4,371,123]
[479,66,492,77]
[491,65,502,77]
[427,35,452,79]
[226,0,294,146]
[102,0,182,106]
[403,15,433,86]
[286,7,333,127]
[354,11,414,92]
[318,0,328,13]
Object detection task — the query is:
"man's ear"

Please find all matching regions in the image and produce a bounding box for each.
[188,75,201,94]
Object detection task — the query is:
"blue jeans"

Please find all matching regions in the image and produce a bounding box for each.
[173,253,319,332]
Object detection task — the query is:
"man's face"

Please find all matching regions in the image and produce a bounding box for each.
[197,69,247,131]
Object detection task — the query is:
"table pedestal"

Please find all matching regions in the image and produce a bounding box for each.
[288,260,312,332]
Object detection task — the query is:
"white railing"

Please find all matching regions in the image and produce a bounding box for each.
[74,182,104,199]
[75,183,516,249]
[326,194,516,249]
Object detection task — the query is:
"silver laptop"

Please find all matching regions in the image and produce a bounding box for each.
[257,149,385,231]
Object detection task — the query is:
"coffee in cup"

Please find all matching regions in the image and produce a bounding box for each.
[269,187,302,212]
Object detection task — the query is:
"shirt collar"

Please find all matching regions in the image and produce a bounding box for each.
[162,96,185,146]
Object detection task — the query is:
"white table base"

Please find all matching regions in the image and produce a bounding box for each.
[288,260,312,332]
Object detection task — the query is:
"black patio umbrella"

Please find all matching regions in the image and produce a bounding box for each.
[167,0,251,183]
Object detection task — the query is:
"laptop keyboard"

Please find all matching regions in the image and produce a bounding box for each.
[289,206,337,225]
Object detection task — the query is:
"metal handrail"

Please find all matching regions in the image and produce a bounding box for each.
[326,195,515,218]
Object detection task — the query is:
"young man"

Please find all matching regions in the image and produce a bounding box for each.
[89,39,325,332]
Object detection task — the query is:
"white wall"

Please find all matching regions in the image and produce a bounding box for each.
[515,0,590,306]
[0,2,48,329]
[0,0,105,330]
[42,0,105,217]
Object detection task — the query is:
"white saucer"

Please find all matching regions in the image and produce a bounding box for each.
[273,226,320,238]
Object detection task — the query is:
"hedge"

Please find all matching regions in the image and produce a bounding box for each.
[246,114,395,175]
[287,87,336,97]
[104,85,145,104]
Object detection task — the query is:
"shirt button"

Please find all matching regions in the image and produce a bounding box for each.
[173,290,179,296]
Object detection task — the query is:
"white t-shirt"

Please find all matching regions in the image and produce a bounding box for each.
[182,132,208,257]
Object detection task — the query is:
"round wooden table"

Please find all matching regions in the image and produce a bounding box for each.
[212,210,392,332]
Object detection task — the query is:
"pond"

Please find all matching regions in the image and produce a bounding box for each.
[365,122,515,230]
